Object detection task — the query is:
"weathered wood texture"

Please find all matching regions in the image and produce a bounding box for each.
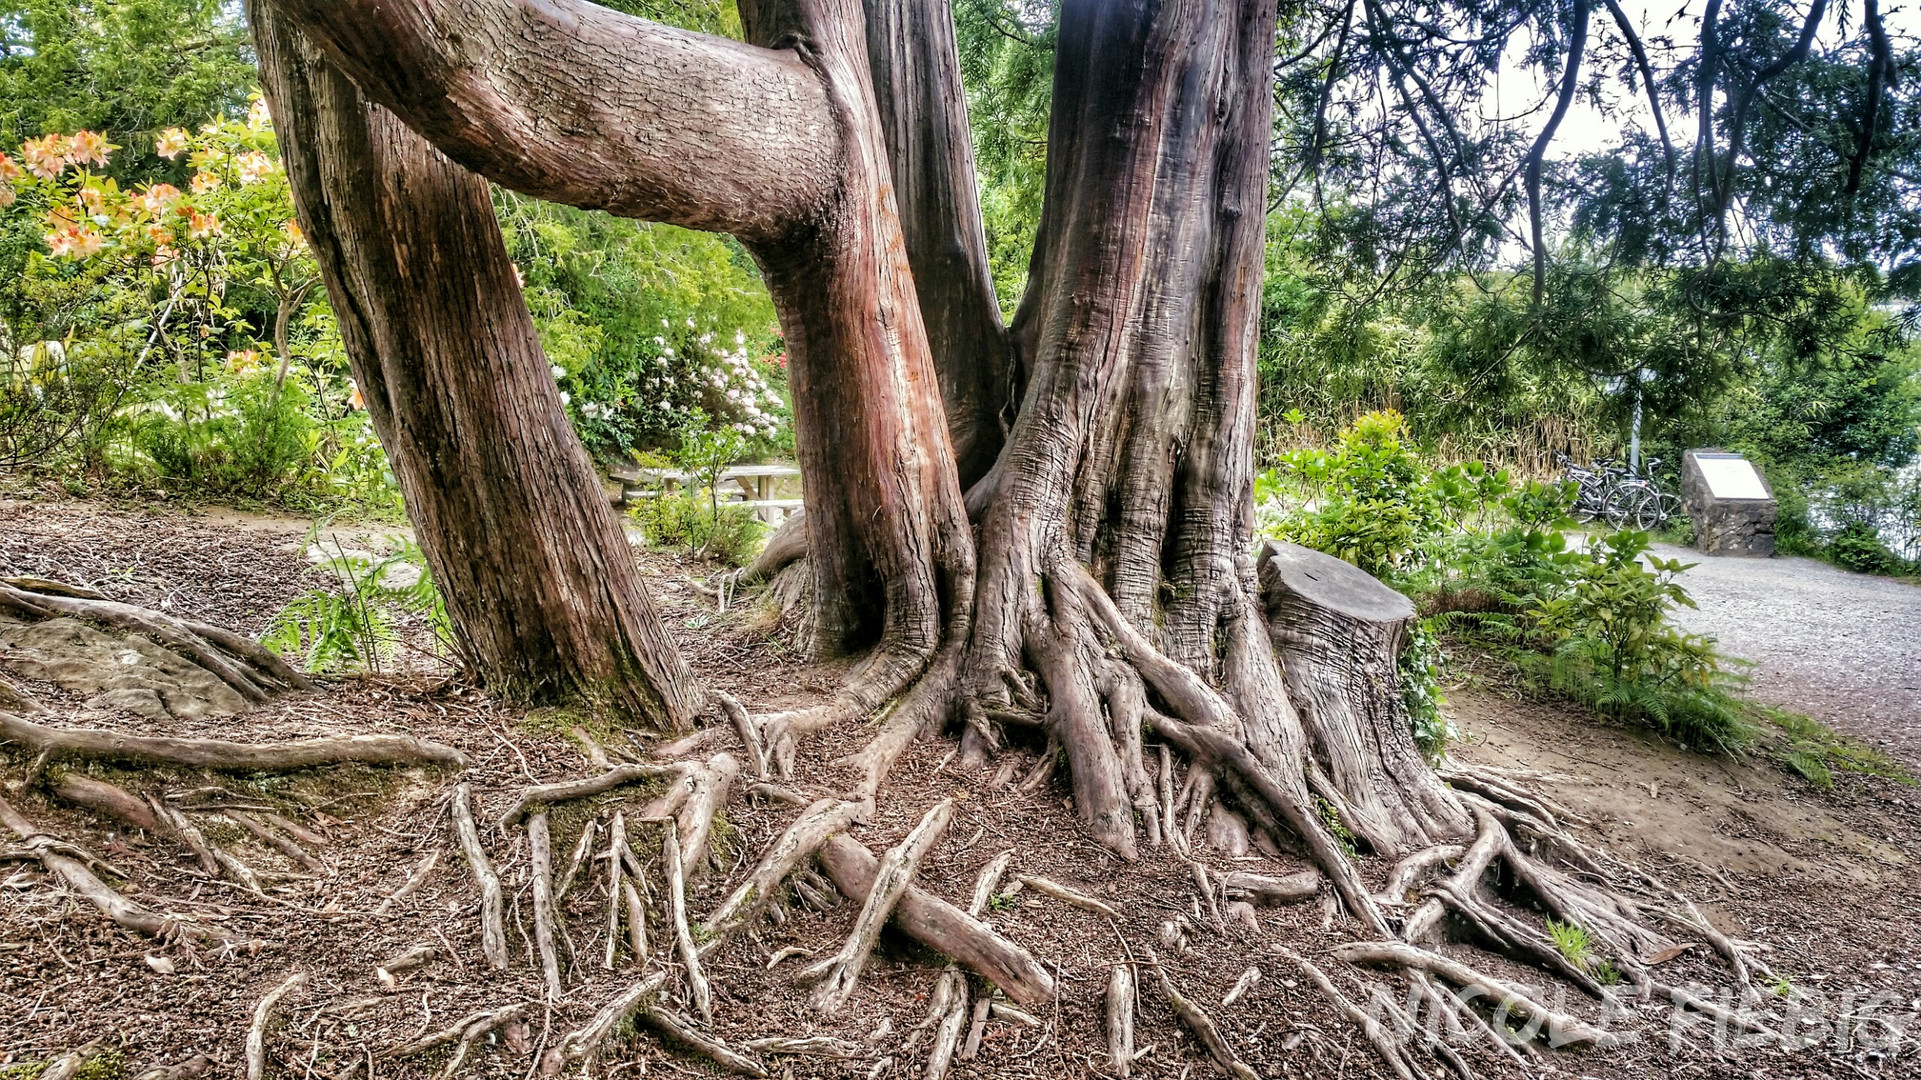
[251,0,701,728]
[1258,541,1469,853]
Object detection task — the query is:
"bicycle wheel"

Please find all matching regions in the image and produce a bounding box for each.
[1630,489,1663,530]
[1602,484,1640,527]
[1570,481,1602,523]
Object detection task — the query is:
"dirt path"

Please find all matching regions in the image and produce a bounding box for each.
[1655,542,1921,766]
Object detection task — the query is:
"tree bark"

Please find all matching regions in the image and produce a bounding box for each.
[861,0,1017,487]
[1258,541,1469,853]
[954,0,1313,861]
[250,0,702,729]
[733,0,976,684]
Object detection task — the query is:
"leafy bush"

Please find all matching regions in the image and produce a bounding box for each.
[1517,532,1748,752]
[629,494,764,568]
[1262,428,1759,754]
[1266,410,1504,577]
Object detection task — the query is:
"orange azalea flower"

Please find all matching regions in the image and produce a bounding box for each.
[22,135,69,180]
[190,171,221,195]
[0,152,21,182]
[76,186,106,213]
[236,151,274,185]
[247,99,273,131]
[46,225,103,258]
[67,130,111,168]
[348,384,365,410]
[155,128,190,159]
[226,349,262,372]
[146,223,175,247]
[188,210,222,239]
[283,219,305,245]
[137,183,182,215]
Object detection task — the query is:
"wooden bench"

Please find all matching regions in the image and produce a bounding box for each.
[608,464,803,522]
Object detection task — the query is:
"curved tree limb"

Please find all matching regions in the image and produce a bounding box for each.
[266,0,837,241]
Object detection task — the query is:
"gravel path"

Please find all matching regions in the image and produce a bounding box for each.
[1656,542,1921,765]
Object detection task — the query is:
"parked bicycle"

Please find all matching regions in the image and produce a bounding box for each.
[1557,454,1680,530]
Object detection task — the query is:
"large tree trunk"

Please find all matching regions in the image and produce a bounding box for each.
[250,0,702,729]
[861,0,1017,487]
[954,0,1319,859]
[734,0,975,696]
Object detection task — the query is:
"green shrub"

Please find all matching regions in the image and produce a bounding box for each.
[1266,409,1505,578]
[1518,531,1749,751]
[629,494,764,567]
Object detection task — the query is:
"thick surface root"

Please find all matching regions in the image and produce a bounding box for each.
[0,711,467,771]
[0,579,314,701]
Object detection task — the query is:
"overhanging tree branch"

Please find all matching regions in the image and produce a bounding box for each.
[1526,0,1590,303]
[269,0,839,240]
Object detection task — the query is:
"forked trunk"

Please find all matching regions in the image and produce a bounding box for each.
[251,1,701,728]
[736,0,976,697]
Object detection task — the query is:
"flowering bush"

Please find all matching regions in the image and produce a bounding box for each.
[0,100,391,506]
[500,196,789,457]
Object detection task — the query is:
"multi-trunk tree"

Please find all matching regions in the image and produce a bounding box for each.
[239,0,1896,1068]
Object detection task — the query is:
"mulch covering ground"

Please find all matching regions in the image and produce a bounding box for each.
[1,493,1917,1080]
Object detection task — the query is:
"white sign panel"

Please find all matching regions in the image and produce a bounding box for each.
[1696,455,1770,501]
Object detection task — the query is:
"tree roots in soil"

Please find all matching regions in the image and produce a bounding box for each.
[0,574,1789,1080]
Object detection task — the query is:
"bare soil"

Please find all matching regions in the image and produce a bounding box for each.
[2,494,1917,1080]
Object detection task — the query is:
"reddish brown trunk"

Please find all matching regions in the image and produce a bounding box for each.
[251,0,701,728]
[732,0,975,695]
[862,0,1017,487]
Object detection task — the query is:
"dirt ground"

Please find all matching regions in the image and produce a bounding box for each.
[2,494,1918,1080]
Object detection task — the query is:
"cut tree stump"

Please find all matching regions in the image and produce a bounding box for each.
[1257,541,1469,855]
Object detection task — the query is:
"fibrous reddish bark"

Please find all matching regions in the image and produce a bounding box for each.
[238,2,1745,1072]
[250,0,701,729]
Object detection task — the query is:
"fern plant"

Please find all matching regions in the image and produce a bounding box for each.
[261,531,459,674]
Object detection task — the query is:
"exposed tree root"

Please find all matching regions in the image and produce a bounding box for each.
[1105,964,1136,1077]
[816,834,1054,1007]
[0,581,315,702]
[740,1036,862,1060]
[639,1008,768,1077]
[539,972,669,1076]
[390,1003,529,1077]
[133,1054,212,1080]
[246,971,308,1080]
[1221,869,1321,906]
[802,798,953,1013]
[496,762,685,829]
[526,813,565,999]
[227,809,326,873]
[449,784,508,970]
[1016,873,1118,920]
[376,847,441,916]
[1146,950,1259,1080]
[703,797,861,942]
[663,820,713,1020]
[0,712,466,771]
[1332,941,1622,1047]
[50,772,157,831]
[0,792,234,944]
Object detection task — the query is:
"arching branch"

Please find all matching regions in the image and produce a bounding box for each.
[1602,0,1673,183]
[266,0,839,240]
[1847,0,1894,196]
[1526,0,1589,304]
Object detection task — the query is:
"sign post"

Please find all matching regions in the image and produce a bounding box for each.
[1681,449,1777,556]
